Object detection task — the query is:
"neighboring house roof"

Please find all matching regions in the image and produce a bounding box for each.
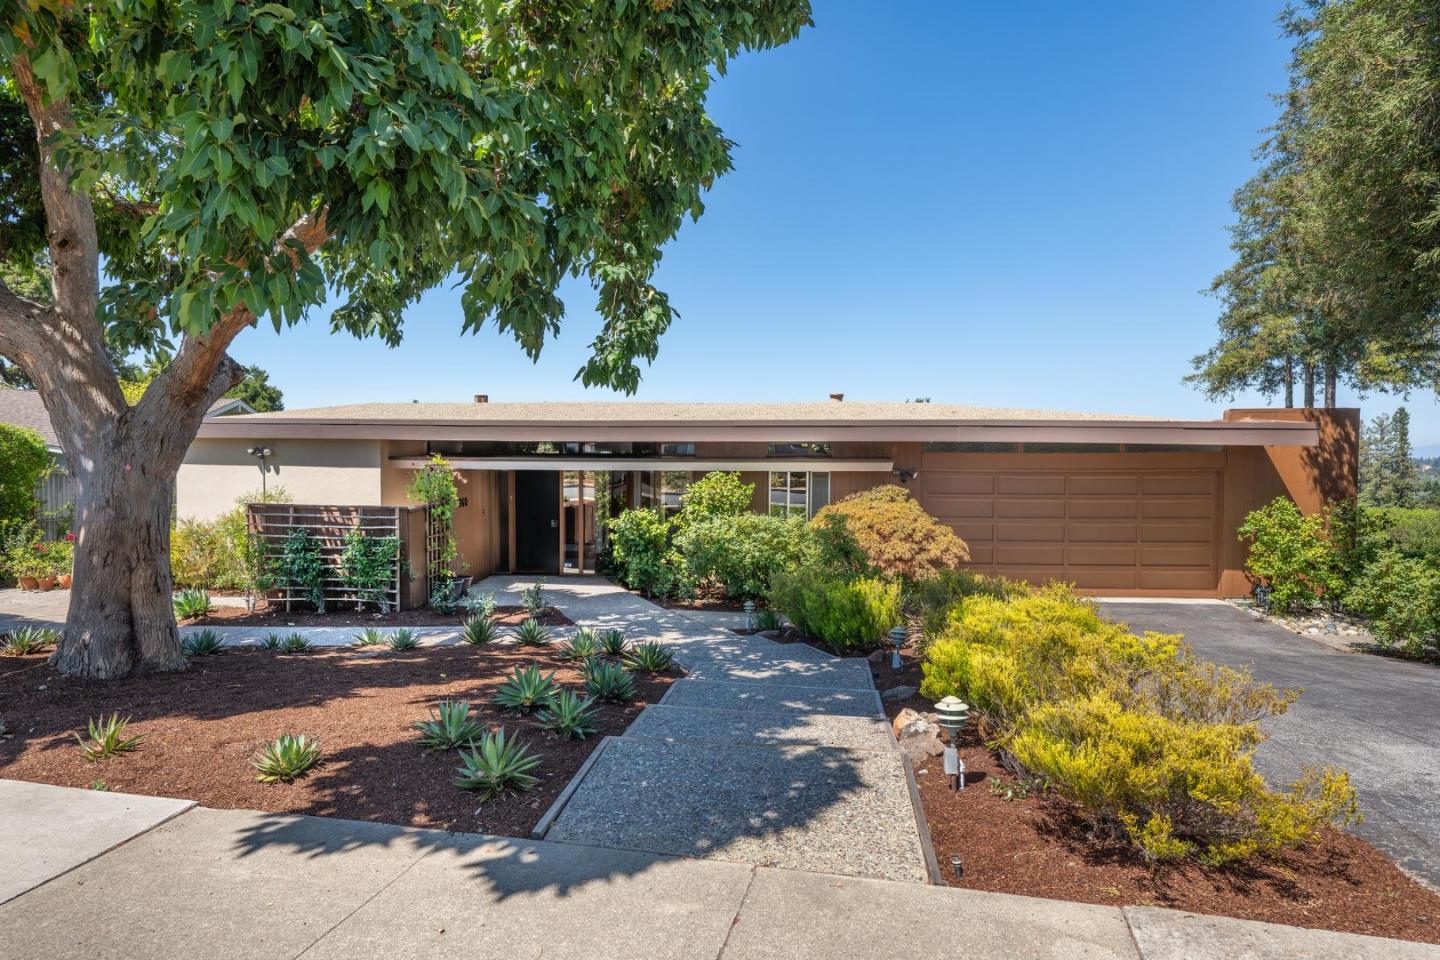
[0,389,255,452]
[196,399,1323,447]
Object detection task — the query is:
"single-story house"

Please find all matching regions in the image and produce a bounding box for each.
[178,397,1358,598]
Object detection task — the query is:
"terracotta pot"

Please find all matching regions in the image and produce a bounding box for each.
[18,576,38,591]
[58,574,72,589]
[37,577,56,591]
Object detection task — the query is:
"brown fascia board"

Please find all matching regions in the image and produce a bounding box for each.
[196,416,1319,447]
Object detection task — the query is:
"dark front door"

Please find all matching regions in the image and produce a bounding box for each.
[515,470,560,573]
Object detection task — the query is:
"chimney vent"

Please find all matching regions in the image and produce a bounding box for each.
[829,393,844,402]
[474,394,489,404]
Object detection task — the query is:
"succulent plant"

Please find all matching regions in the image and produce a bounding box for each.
[172,587,213,620]
[623,641,673,674]
[753,608,782,632]
[387,628,419,651]
[584,661,637,703]
[181,629,224,657]
[252,734,321,783]
[1,625,59,655]
[280,632,313,653]
[512,618,552,647]
[461,616,499,646]
[414,700,486,751]
[536,690,600,741]
[453,728,540,800]
[76,714,143,762]
[555,628,603,661]
[353,627,386,647]
[493,665,560,712]
[599,629,628,656]
[261,632,284,650]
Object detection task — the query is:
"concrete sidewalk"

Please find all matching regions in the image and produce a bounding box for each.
[0,784,1433,960]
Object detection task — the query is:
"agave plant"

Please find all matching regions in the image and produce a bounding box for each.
[353,627,386,647]
[387,628,419,651]
[76,714,144,762]
[536,690,600,741]
[584,661,637,703]
[512,619,551,647]
[252,734,322,783]
[279,632,313,653]
[623,641,674,674]
[453,728,540,800]
[493,665,560,712]
[260,632,284,650]
[2,626,59,656]
[414,700,486,751]
[171,587,213,620]
[460,616,499,646]
[599,629,629,657]
[181,629,224,657]
[555,628,603,661]
[753,608,782,632]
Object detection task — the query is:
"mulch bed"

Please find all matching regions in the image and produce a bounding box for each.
[872,646,1440,944]
[0,645,675,838]
[184,604,573,629]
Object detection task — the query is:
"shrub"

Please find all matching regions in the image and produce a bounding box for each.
[353,627,386,647]
[172,587,213,620]
[2,625,58,655]
[584,661,637,702]
[1237,497,1343,613]
[624,641,674,673]
[387,628,419,651]
[76,714,143,761]
[170,517,237,590]
[279,528,327,612]
[607,508,680,597]
[461,590,498,619]
[536,690,600,740]
[811,485,968,581]
[494,665,560,712]
[753,608,782,632]
[414,700,485,751]
[1370,506,1440,563]
[676,512,812,600]
[920,589,1359,865]
[408,454,461,580]
[181,629,224,657]
[678,471,754,524]
[252,734,321,783]
[460,616,499,646]
[521,579,548,617]
[453,728,540,800]
[0,423,50,528]
[512,619,551,646]
[908,569,1030,640]
[1343,551,1440,656]
[768,565,903,652]
[339,527,400,612]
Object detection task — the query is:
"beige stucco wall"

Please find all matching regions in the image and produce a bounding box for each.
[177,438,384,521]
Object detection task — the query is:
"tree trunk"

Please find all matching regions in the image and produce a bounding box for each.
[1303,363,1316,408]
[1324,365,1338,408]
[1284,358,1294,408]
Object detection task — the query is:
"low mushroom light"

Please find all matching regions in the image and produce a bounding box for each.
[935,696,970,791]
[743,599,756,633]
[889,624,907,670]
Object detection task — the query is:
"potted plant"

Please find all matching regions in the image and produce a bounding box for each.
[52,534,75,589]
[407,454,470,605]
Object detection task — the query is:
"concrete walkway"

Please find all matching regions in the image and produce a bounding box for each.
[476,575,932,884]
[1,782,1433,960]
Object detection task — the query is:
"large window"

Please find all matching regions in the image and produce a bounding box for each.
[769,471,830,519]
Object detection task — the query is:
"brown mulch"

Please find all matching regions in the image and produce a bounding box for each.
[185,604,573,629]
[873,648,1440,944]
[0,646,674,838]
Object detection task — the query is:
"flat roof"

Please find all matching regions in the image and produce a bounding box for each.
[195,400,1321,447]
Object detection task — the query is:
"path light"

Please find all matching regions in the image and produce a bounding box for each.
[743,600,755,632]
[950,854,964,879]
[889,625,907,670]
[936,696,970,791]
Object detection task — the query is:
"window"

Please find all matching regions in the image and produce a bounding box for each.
[921,442,1020,453]
[769,471,830,519]
[767,442,832,458]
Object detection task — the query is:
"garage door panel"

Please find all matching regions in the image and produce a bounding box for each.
[1140,568,1217,591]
[1068,475,1140,496]
[1142,474,1215,495]
[1068,522,1139,542]
[1069,568,1140,590]
[998,475,1066,495]
[994,565,1068,582]
[1068,545,1139,566]
[1067,498,1140,519]
[966,544,994,564]
[997,498,1067,519]
[1141,521,1211,543]
[1141,544,1213,567]
[925,474,994,496]
[996,544,1065,565]
[995,521,1066,542]
[1142,497,1212,519]
[950,522,994,544]
[930,497,995,519]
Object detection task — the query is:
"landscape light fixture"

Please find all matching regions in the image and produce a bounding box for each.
[936,696,970,791]
[246,446,273,496]
[892,468,918,484]
[950,854,964,879]
[889,624,907,671]
[744,599,756,633]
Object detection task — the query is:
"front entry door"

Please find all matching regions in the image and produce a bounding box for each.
[515,470,560,573]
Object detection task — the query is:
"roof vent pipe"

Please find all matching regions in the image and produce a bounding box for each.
[474,394,489,404]
[829,393,844,402]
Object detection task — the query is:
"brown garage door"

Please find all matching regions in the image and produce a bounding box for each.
[918,453,1220,594]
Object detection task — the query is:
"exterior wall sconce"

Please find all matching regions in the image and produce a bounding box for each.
[892,468,918,483]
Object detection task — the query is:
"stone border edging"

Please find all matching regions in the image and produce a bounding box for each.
[530,735,617,840]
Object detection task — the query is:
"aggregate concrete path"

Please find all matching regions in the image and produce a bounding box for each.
[624,702,896,751]
[2,790,1433,960]
[0,779,194,905]
[1100,600,1440,889]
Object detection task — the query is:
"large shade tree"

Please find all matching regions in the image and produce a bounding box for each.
[0,0,810,678]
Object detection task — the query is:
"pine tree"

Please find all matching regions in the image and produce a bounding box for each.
[1359,413,1393,505]
[1391,407,1418,507]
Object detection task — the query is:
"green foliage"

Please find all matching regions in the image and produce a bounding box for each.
[810,485,968,582]
[460,616,498,647]
[352,627,385,647]
[1360,409,1419,507]
[678,472,753,524]
[494,665,559,713]
[461,590,497,620]
[556,628,603,661]
[224,364,284,412]
[414,700,485,752]
[428,580,461,615]
[1366,507,1440,564]
[76,714,143,762]
[0,422,50,527]
[1237,497,1343,613]
[2,625,58,655]
[181,628,223,657]
[339,527,399,612]
[921,589,1359,865]
[908,569,1031,641]
[676,512,812,600]
[279,632,312,654]
[624,641,674,674]
[171,488,290,592]
[171,587,212,620]
[386,628,418,651]
[536,690,600,741]
[453,729,540,801]
[409,456,461,578]
[279,528,326,612]
[512,619,551,647]
[1343,551,1440,656]
[607,508,680,597]
[768,566,903,653]
[599,629,629,657]
[584,661,637,703]
[260,632,284,650]
[521,579,548,617]
[252,734,321,783]
[753,608,782,632]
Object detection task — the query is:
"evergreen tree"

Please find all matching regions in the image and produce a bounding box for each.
[1391,407,1418,507]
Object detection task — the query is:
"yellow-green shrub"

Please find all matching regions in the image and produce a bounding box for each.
[811,485,968,581]
[768,564,903,652]
[920,589,1359,865]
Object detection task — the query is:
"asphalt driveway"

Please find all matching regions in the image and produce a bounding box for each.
[1099,600,1440,889]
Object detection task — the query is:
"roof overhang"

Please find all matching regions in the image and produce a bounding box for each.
[197,417,1318,447]
[389,456,895,472]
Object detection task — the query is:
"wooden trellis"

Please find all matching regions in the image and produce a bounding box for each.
[246,503,428,612]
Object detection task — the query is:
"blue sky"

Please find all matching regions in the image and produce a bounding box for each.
[227,1,1439,443]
